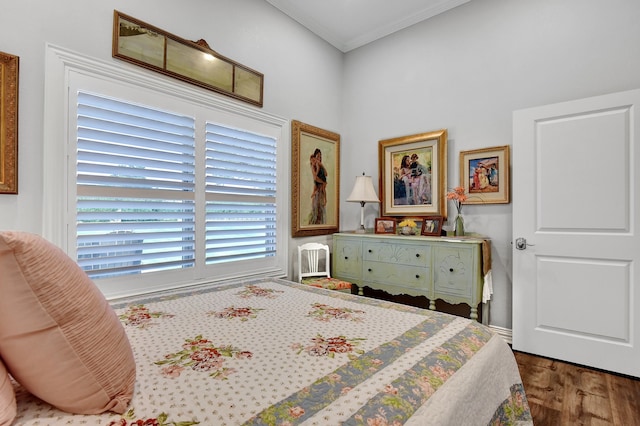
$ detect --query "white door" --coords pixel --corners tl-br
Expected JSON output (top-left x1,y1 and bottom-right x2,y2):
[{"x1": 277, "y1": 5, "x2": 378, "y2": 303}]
[{"x1": 512, "y1": 89, "x2": 640, "y2": 377}]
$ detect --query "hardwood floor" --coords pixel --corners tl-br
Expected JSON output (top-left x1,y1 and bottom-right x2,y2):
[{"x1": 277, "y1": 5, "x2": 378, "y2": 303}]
[{"x1": 514, "y1": 351, "x2": 640, "y2": 425}]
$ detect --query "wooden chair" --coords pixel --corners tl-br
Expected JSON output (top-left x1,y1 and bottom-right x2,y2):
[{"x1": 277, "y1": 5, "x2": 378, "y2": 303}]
[{"x1": 297, "y1": 242, "x2": 352, "y2": 292}]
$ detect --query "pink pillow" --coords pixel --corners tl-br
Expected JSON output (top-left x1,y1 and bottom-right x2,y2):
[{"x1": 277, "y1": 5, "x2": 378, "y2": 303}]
[
  {"x1": 0, "y1": 231, "x2": 135, "y2": 414},
  {"x1": 0, "y1": 358, "x2": 16, "y2": 426}
]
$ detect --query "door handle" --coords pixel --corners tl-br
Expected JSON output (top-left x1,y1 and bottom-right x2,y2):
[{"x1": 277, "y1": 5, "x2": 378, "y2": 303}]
[{"x1": 514, "y1": 237, "x2": 534, "y2": 250}]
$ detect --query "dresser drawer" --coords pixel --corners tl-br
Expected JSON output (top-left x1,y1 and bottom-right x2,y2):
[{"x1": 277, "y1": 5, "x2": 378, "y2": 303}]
[
  {"x1": 333, "y1": 238, "x2": 362, "y2": 279},
  {"x1": 363, "y1": 260, "x2": 430, "y2": 289},
  {"x1": 433, "y1": 246, "x2": 475, "y2": 299},
  {"x1": 362, "y1": 241, "x2": 430, "y2": 267}
]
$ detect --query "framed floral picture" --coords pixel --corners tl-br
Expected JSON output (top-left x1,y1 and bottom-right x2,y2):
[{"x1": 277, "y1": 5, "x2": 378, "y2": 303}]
[
  {"x1": 397, "y1": 217, "x2": 423, "y2": 236},
  {"x1": 291, "y1": 120, "x2": 340, "y2": 237},
  {"x1": 459, "y1": 145, "x2": 510, "y2": 204},
  {"x1": 378, "y1": 129, "x2": 448, "y2": 218}
]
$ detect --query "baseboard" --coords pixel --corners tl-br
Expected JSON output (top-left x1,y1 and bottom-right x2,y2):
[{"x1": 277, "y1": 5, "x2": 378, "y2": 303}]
[{"x1": 489, "y1": 325, "x2": 512, "y2": 345}]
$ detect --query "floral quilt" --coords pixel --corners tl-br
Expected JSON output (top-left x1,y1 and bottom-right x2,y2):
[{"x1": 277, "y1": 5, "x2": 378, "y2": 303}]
[{"x1": 11, "y1": 278, "x2": 532, "y2": 425}]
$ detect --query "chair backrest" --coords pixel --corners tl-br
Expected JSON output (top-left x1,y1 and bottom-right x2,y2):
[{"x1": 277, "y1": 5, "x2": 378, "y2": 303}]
[{"x1": 297, "y1": 242, "x2": 332, "y2": 282}]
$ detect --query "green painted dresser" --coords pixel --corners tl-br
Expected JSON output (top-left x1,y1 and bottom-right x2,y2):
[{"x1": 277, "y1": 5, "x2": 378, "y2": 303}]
[{"x1": 332, "y1": 232, "x2": 488, "y2": 322}]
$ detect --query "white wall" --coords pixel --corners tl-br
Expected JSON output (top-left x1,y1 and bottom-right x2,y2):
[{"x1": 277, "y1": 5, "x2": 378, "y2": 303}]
[
  {"x1": 4, "y1": 0, "x2": 640, "y2": 330},
  {"x1": 0, "y1": 0, "x2": 343, "y2": 233},
  {"x1": 340, "y1": 0, "x2": 640, "y2": 328}
]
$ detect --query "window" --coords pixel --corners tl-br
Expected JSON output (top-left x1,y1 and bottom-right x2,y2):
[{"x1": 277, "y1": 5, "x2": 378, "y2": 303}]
[
  {"x1": 43, "y1": 45, "x2": 287, "y2": 298},
  {"x1": 204, "y1": 123, "x2": 277, "y2": 265},
  {"x1": 76, "y1": 92, "x2": 197, "y2": 279}
]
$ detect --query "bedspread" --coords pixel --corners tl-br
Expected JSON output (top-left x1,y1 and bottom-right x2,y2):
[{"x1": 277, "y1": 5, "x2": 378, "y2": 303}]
[{"x1": 11, "y1": 278, "x2": 532, "y2": 425}]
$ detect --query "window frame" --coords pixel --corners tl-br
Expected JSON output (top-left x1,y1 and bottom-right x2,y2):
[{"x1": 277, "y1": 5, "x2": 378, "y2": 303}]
[{"x1": 43, "y1": 44, "x2": 288, "y2": 299}]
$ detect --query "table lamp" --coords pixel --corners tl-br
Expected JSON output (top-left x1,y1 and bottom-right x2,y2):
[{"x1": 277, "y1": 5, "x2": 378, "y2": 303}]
[{"x1": 346, "y1": 173, "x2": 380, "y2": 233}]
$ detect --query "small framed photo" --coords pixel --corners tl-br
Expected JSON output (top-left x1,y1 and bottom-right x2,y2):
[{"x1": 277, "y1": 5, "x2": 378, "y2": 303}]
[
  {"x1": 421, "y1": 216, "x2": 443, "y2": 236},
  {"x1": 459, "y1": 145, "x2": 510, "y2": 204},
  {"x1": 375, "y1": 217, "x2": 397, "y2": 234},
  {"x1": 397, "y1": 217, "x2": 423, "y2": 235}
]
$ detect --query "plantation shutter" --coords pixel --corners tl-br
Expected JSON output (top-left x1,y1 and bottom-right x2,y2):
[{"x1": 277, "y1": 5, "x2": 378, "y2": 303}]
[
  {"x1": 205, "y1": 123, "x2": 277, "y2": 264},
  {"x1": 76, "y1": 92, "x2": 196, "y2": 278}
]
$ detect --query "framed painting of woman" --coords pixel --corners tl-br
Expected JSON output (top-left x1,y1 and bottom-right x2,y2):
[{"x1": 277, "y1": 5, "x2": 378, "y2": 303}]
[
  {"x1": 378, "y1": 129, "x2": 448, "y2": 218},
  {"x1": 291, "y1": 120, "x2": 340, "y2": 237}
]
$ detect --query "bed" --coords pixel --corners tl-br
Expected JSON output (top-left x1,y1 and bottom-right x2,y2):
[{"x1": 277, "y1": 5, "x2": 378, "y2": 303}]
[{"x1": 10, "y1": 277, "x2": 532, "y2": 425}]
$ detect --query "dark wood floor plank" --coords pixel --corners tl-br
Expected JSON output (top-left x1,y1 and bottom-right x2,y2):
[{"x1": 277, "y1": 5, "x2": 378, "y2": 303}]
[
  {"x1": 561, "y1": 365, "x2": 614, "y2": 425},
  {"x1": 607, "y1": 373, "x2": 640, "y2": 425},
  {"x1": 515, "y1": 352, "x2": 565, "y2": 411},
  {"x1": 514, "y1": 350, "x2": 640, "y2": 426},
  {"x1": 527, "y1": 402, "x2": 562, "y2": 426}
]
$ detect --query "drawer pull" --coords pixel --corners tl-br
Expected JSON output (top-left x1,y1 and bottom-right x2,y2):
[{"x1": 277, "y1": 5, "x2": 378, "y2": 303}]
[
  {"x1": 449, "y1": 268, "x2": 454, "y2": 272},
  {"x1": 415, "y1": 274, "x2": 420, "y2": 279},
  {"x1": 344, "y1": 256, "x2": 349, "y2": 260},
  {"x1": 368, "y1": 268, "x2": 372, "y2": 272},
  {"x1": 368, "y1": 249, "x2": 372, "y2": 253},
  {"x1": 415, "y1": 253, "x2": 420, "y2": 258}
]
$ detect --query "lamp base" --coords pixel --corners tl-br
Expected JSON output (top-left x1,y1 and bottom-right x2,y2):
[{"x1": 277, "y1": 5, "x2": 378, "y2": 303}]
[{"x1": 354, "y1": 227, "x2": 366, "y2": 234}]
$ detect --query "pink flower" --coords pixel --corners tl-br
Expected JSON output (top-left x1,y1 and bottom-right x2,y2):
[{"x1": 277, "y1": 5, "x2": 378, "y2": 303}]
[
  {"x1": 127, "y1": 312, "x2": 151, "y2": 326},
  {"x1": 446, "y1": 186, "x2": 468, "y2": 214},
  {"x1": 384, "y1": 384, "x2": 398, "y2": 395},
  {"x1": 190, "y1": 347, "x2": 221, "y2": 362},
  {"x1": 183, "y1": 338, "x2": 211, "y2": 349},
  {"x1": 366, "y1": 415, "x2": 389, "y2": 426},
  {"x1": 161, "y1": 364, "x2": 184, "y2": 378},
  {"x1": 288, "y1": 406, "x2": 305, "y2": 418}
]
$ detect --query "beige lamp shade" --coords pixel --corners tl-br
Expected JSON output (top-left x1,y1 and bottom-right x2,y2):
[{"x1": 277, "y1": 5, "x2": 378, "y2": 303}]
[
  {"x1": 347, "y1": 174, "x2": 379, "y2": 232},
  {"x1": 346, "y1": 175, "x2": 379, "y2": 203}
]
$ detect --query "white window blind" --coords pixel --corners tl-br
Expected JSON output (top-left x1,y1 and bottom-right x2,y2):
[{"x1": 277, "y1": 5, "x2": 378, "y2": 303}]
[
  {"x1": 76, "y1": 92, "x2": 197, "y2": 278},
  {"x1": 43, "y1": 46, "x2": 287, "y2": 298},
  {"x1": 205, "y1": 123, "x2": 277, "y2": 264}
]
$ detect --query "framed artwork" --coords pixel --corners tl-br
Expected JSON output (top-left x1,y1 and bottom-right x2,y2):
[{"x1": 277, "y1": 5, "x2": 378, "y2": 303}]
[
  {"x1": 397, "y1": 217, "x2": 423, "y2": 236},
  {"x1": 112, "y1": 10, "x2": 263, "y2": 107},
  {"x1": 291, "y1": 120, "x2": 340, "y2": 237},
  {"x1": 459, "y1": 145, "x2": 510, "y2": 204},
  {"x1": 421, "y1": 216, "x2": 443, "y2": 236},
  {"x1": 0, "y1": 51, "x2": 18, "y2": 194},
  {"x1": 375, "y1": 217, "x2": 397, "y2": 234},
  {"x1": 379, "y1": 129, "x2": 448, "y2": 218}
]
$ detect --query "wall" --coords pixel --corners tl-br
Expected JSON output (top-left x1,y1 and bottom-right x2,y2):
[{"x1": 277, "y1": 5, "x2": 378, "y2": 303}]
[
  {"x1": 0, "y1": 0, "x2": 343, "y2": 233},
  {"x1": 4, "y1": 0, "x2": 640, "y2": 330},
  {"x1": 340, "y1": 0, "x2": 640, "y2": 329}
]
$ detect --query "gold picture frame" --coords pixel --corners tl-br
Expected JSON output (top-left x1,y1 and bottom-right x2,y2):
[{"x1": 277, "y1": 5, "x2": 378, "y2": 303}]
[
  {"x1": 112, "y1": 10, "x2": 263, "y2": 107},
  {"x1": 375, "y1": 217, "x2": 397, "y2": 234},
  {"x1": 379, "y1": 129, "x2": 448, "y2": 218},
  {"x1": 291, "y1": 120, "x2": 340, "y2": 237},
  {"x1": 0, "y1": 51, "x2": 18, "y2": 194},
  {"x1": 459, "y1": 145, "x2": 510, "y2": 204}
]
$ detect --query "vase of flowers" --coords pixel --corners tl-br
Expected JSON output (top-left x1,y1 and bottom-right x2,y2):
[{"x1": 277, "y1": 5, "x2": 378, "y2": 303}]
[
  {"x1": 455, "y1": 215, "x2": 465, "y2": 237},
  {"x1": 447, "y1": 186, "x2": 467, "y2": 236},
  {"x1": 398, "y1": 218, "x2": 417, "y2": 235}
]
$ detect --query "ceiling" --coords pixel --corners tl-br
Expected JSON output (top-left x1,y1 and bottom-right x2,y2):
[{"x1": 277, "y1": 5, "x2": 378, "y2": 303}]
[{"x1": 264, "y1": 0, "x2": 471, "y2": 52}]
